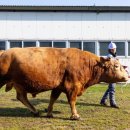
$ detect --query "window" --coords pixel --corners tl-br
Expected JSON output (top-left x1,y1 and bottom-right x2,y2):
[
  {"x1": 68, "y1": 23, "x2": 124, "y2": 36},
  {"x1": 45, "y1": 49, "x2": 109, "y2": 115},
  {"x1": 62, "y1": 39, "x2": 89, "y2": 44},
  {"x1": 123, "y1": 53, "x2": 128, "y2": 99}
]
[
  {"x1": 99, "y1": 41, "x2": 110, "y2": 56},
  {"x1": 100, "y1": 41, "x2": 125, "y2": 56},
  {"x1": 0, "y1": 41, "x2": 5, "y2": 50},
  {"x1": 40, "y1": 41, "x2": 52, "y2": 47},
  {"x1": 53, "y1": 42, "x2": 66, "y2": 48},
  {"x1": 70, "y1": 42, "x2": 81, "y2": 49},
  {"x1": 10, "y1": 41, "x2": 22, "y2": 48},
  {"x1": 83, "y1": 42, "x2": 95, "y2": 53},
  {"x1": 23, "y1": 42, "x2": 36, "y2": 47},
  {"x1": 114, "y1": 42, "x2": 125, "y2": 56}
]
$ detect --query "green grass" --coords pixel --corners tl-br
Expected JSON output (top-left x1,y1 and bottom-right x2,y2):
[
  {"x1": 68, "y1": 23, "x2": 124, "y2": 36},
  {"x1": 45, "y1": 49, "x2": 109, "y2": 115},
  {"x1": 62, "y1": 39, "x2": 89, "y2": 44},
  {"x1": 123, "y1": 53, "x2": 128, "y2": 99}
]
[{"x1": 0, "y1": 84, "x2": 130, "y2": 130}]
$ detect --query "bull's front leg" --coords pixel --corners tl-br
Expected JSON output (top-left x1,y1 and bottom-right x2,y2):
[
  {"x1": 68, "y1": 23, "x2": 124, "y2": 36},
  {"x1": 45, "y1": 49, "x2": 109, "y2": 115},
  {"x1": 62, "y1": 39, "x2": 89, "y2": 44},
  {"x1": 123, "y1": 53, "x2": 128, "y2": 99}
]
[{"x1": 66, "y1": 83, "x2": 81, "y2": 120}]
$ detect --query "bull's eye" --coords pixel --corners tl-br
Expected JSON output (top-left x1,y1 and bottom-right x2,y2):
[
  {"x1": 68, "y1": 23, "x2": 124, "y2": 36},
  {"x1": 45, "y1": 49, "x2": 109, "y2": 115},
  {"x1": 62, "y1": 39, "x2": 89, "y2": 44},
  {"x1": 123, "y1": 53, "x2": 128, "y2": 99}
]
[{"x1": 114, "y1": 65, "x2": 119, "y2": 68}]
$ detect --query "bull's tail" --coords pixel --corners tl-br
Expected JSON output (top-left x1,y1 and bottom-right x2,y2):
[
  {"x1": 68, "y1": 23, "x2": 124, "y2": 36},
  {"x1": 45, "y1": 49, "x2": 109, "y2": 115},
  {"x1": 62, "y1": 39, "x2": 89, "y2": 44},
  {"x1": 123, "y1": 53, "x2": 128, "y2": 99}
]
[
  {"x1": 5, "y1": 82, "x2": 13, "y2": 92},
  {"x1": 0, "y1": 80, "x2": 7, "y2": 89},
  {"x1": 0, "y1": 51, "x2": 12, "y2": 76}
]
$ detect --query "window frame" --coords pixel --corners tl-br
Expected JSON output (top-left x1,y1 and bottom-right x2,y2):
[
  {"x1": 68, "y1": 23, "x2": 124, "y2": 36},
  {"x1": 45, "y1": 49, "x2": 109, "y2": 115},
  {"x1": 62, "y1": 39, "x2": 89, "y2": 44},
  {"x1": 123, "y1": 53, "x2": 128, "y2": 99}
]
[{"x1": 0, "y1": 40, "x2": 129, "y2": 58}]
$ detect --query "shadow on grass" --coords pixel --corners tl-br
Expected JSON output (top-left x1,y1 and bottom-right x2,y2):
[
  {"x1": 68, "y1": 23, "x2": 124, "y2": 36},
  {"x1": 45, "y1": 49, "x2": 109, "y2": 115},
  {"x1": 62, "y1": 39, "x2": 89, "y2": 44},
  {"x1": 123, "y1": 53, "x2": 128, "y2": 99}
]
[
  {"x1": 28, "y1": 98, "x2": 109, "y2": 108},
  {"x1": 0, "y1": 107, "x2": 34, "y2": 117},
  {"x1": 12, "y1": 98, "x2": 104, "y2": 107},
  {"x1": 0, "y1": 98, "x2": 111, "y2": 117},
  {"x1": 0, "y1": 107, "x2": 71, "y2": 120},
  {"x1": 12, "y1": 98, "x2": 111, "y2": 109},
  {"x1": 0, "y1": 107, "x2": 62, "y2": 118}
]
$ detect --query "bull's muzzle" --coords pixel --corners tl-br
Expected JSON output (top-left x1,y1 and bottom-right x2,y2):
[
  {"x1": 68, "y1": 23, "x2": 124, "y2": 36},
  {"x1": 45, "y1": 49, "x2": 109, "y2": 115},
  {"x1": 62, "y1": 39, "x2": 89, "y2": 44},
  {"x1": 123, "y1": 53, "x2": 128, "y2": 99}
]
[{"x1": 122, "y1": 76, "x2": 129, "y2": 82}]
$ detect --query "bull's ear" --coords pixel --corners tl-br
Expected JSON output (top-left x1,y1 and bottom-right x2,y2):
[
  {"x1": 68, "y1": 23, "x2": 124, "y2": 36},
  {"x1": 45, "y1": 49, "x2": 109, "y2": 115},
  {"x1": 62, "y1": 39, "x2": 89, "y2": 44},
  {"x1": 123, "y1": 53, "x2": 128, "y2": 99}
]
[
  {"x1": 99, "y1": 57, "x2": 111, "y2": 67},
  {"x1": 100, "y1": 57, "x2": 111, "y2": 62}
]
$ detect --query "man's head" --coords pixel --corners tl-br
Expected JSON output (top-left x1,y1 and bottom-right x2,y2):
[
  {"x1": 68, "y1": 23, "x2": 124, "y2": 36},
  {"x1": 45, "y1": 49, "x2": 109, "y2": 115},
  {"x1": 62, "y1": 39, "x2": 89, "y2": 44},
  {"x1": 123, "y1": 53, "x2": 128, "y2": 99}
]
[{"x1": 108, "y1": 42, "x2": 117, "y2": 55}]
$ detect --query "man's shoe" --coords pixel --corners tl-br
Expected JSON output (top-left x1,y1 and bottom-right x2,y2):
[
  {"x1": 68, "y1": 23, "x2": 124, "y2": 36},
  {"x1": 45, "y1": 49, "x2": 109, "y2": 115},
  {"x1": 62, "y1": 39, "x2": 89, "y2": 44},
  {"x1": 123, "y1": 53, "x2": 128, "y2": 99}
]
[{"x1": 110, "y1": 104, "x2": 119, "y2": 109}]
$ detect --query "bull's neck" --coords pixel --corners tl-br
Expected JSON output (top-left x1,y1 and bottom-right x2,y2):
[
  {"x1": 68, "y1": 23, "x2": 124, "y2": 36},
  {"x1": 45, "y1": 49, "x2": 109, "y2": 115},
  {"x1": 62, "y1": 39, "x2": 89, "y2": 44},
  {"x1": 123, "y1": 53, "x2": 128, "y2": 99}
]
[{"x1": 86, "y1": 59, "x2": 105, "y2": 87}]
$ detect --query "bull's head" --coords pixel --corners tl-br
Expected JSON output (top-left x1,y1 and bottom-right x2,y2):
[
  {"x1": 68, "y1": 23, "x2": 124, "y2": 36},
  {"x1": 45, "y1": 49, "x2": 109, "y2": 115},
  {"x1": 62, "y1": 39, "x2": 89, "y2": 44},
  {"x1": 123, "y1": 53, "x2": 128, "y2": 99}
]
[{"x1": 100, "y1": 57, "x2": 129, "y2": 83}]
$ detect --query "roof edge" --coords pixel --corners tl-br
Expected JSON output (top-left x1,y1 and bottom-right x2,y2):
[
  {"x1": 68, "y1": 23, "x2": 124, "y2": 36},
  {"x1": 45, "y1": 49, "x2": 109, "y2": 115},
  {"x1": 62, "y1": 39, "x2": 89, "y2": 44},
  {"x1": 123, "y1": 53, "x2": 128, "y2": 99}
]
[{"x1": 0, "y1": 6, "x2": 130, "y2": 12}]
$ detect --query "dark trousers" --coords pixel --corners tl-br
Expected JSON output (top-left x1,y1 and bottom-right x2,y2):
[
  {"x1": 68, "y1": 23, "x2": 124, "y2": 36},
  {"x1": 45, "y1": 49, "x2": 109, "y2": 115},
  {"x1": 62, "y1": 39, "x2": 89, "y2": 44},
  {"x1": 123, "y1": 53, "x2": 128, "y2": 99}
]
[{"x1": 100, "y1": 83, "x2": 116, "y2": 105}]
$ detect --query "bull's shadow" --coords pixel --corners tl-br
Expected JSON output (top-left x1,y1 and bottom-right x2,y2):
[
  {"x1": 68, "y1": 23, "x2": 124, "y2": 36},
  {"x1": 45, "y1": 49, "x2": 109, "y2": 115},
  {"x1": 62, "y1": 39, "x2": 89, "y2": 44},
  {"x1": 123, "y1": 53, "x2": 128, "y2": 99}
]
[
  {"x1": 0, "y1": 107, "x2": 36, "y2": 117},
  {"x1": 0, "y1": 107, "x2": 61, "y2": 117},
  {"x1": 12, "y1": 98, "x2": 102, "y2": 107},
  {"x1": 29, "y1": 98, "x2": 103, "y2": 107},
  {"x1": 0, "y1": 98, "x2": 109, "y2": 117}
]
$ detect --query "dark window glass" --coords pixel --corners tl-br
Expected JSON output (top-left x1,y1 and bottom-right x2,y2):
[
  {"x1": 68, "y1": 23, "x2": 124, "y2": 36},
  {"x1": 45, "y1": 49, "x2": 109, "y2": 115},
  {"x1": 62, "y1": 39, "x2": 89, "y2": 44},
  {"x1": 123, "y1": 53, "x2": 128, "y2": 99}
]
[
  {"x1": 114, "y1": 42, "x2": 125, "y2": 56},
  {"x1": 0, "y1": 41, "x2": 5, "y2": 50},
  {"x1": 10, "y1": 41, "x2": 22, "y2": 48},
  {"x1": 70, "y1": 42, "x2": 81, "y2": 49},
  {"x1": 53, "y1": 42, "x2": 66, "y2": 48},
  {"x1": 24, "y1": 42, "x2": 36, "y2": 47},
  {"x1": 128, "y1": 42, "x2": 130, "y2": 56},
  {"x1": 40, "y1": 41, "x2": 52, "y2": 47},
  {"x1": 99, "y1": 42, "x2": 110, "y2": 56},
  {"x1": 83, "y1": 42, "x2": 95, "y2": 53}
]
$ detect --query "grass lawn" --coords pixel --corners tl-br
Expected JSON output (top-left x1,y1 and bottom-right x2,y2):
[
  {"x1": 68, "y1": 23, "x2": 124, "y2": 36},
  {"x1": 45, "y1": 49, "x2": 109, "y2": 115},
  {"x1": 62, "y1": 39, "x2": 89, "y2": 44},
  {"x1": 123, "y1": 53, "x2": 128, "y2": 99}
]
[{"x1": 0, "y1": 84, "x2": 130, "y2": 130}]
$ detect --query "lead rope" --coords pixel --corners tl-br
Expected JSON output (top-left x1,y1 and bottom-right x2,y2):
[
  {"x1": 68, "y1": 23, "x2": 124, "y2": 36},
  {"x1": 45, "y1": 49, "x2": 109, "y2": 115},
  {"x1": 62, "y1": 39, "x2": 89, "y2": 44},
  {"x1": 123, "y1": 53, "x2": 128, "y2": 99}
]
[
  {"x1": 120, "y1": 67, "x2": 130, "y2": 93},
  {"x1": 120, "y1": 81, "x2": 128, "y2": 93}
]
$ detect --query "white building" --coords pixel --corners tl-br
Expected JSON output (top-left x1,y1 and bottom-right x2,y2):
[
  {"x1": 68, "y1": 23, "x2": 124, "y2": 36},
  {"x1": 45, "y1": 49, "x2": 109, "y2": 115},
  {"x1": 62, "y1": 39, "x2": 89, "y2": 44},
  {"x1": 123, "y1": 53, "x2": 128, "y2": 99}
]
[{"x1": 0, "y1": 0, "x2": 130, "y2": 66}]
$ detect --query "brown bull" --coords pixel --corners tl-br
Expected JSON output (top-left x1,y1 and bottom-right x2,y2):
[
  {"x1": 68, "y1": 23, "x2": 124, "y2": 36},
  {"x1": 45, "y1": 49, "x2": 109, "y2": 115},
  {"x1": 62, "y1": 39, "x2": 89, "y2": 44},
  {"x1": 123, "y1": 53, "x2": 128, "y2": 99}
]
[{"x1": 0, "y1": 47, "x2": 128, "y2": 120}]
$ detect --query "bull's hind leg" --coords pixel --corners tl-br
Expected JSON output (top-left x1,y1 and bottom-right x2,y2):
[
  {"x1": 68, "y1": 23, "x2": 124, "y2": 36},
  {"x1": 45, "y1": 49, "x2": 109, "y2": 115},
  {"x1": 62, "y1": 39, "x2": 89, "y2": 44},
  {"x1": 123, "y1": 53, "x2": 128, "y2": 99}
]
[
  {"x1": 16, "y1": 91, "x2": 39, "y2": 116},
  {"x1": 47, "y1": 89, "x2": 61, "y2": 118},
  {"x1": 14, "y1": 84, "x2": 39, "y2": 116}
]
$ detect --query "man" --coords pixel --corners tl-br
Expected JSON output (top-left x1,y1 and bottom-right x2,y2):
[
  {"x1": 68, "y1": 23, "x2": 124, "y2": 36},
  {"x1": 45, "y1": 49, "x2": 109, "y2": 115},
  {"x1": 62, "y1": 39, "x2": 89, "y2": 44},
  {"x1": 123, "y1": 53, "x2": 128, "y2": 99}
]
[{"x1": 100, "y1": 42, "x2": 119, "y2": 108}]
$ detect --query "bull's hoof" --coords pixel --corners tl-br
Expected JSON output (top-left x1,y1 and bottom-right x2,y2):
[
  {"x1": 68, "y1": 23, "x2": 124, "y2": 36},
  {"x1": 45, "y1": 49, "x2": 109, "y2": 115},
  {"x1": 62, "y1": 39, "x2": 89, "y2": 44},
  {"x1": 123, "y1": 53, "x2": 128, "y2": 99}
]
[
  {"x1": 46, "y1": 113, "x2": 53, "y2": 118},
  {"x1": 70, "y1": 114, "x2": 80, "y2": 120},
  {"x1": 31, "y1": 111, "x2": 40, "y2": 117}
]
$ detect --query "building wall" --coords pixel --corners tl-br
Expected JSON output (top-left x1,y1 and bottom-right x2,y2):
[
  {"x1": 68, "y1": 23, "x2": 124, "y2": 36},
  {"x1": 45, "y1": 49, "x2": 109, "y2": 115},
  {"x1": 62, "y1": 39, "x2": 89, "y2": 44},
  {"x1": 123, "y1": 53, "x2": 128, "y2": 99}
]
[
  {"x1": 0, "y1": 12, "x2": 130, "y2": 40},
  {"x1": 0, "y1": 11, "x2": 130, "y2": 69}
]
